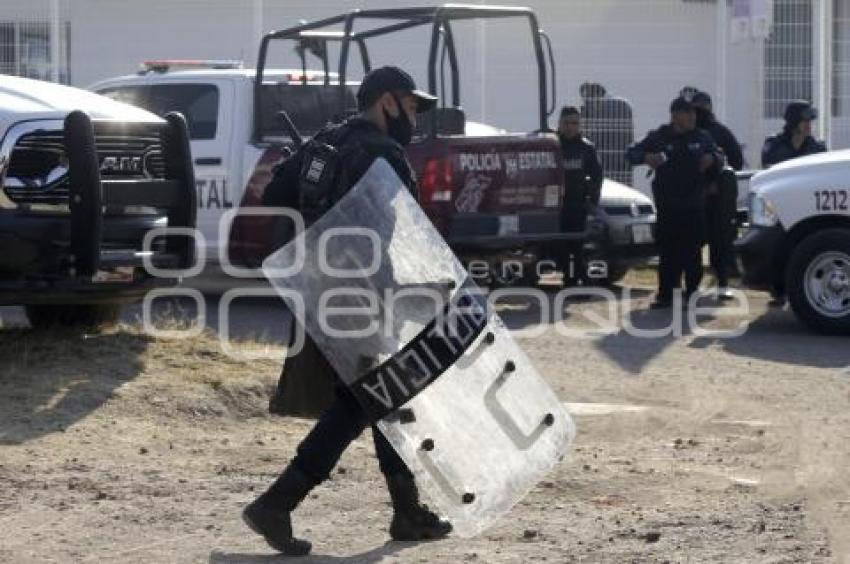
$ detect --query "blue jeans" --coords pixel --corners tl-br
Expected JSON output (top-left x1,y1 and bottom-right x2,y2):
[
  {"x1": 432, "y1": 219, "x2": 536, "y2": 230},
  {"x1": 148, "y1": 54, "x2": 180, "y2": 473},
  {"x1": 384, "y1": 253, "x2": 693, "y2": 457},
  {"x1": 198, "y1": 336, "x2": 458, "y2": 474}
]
[{"x1": 291, "y1": 383, "x2": 410, "y2": 484}]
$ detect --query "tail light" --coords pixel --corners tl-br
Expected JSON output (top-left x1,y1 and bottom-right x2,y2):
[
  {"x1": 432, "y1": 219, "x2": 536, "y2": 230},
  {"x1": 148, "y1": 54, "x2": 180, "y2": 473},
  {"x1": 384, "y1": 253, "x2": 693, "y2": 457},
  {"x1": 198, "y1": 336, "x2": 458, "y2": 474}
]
[{"x1": 419, "y1": 157, "x2": 453, "y2": 204}]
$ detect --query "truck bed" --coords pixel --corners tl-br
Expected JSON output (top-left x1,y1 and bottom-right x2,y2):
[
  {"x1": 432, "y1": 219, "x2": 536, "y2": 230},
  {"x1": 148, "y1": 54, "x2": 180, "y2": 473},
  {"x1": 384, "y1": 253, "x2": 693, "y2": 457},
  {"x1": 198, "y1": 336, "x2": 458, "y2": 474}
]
[{"x1": 407, "y1": 132, "x2": 582, "y2": 250}]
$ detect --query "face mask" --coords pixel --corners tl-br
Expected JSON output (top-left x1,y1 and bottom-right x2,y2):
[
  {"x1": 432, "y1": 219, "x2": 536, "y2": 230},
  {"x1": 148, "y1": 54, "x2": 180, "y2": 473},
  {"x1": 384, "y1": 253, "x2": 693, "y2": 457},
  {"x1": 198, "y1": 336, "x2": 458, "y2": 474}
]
[{"x1": 382, "y1": 93, "x2": 413, "y2": 146}]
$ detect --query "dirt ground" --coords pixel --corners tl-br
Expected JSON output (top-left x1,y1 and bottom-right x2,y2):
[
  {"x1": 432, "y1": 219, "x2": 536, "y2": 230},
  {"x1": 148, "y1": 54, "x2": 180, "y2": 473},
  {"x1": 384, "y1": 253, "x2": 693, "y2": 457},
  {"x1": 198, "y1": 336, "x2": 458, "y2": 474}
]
[{"x1": 1, "y1": 280, "x2": 849, "y2": 563}]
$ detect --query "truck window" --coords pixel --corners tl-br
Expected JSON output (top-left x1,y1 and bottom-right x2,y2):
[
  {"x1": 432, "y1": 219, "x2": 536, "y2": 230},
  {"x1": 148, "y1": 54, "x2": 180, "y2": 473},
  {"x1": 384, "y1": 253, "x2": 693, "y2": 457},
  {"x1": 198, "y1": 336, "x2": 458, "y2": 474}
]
[
  {"x1": 99, "y1": 84, "x2": 220, "y2": 140},
  {"x1": 259, "y1": 84, "x2": 357, "y2": 139}
]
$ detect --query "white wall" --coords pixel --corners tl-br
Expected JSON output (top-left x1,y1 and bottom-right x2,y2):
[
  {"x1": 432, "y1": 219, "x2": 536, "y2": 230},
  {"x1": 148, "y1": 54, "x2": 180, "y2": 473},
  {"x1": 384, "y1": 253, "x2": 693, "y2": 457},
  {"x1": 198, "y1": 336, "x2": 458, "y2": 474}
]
[
  {"x1": 47, "y1": 0, "x2": 720, "y2": 135},
  {"x1": 3, "y1": 0, "x2": 774, "y2": 178}
]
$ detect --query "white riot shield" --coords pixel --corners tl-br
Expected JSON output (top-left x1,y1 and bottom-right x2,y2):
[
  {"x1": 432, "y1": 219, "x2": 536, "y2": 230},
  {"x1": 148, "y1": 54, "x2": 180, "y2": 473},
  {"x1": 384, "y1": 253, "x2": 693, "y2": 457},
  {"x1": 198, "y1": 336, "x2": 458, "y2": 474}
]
[{"x1": 263, "y1": 158, "x2": 574, "y2": 537}]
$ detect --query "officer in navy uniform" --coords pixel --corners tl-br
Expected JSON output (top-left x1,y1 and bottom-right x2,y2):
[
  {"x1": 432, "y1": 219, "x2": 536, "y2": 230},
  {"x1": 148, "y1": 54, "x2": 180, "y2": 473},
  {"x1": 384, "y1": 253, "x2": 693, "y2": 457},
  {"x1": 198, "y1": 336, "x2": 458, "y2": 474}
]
[
  {"x1": 247, "y1": 66, "x2": 451, "y2": 556},
  {"x1": 627, "y1": 97, "x2": 723, "y2": 308},
  {"x1": 691, "y1": 91, "x2": 743, "y2": 300},
  {"x1": 762, "y1": 100, "x2": 827, "y2": 168},
  {"x1": 557, "y1": 106, "x2": 603, "y2": 283}
]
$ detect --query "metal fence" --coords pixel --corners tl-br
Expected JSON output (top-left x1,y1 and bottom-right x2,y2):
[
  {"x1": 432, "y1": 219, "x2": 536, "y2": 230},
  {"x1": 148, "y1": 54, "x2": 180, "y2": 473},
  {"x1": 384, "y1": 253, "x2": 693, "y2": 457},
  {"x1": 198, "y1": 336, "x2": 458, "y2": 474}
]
[{"x1": 0, "y1": 0, "x2": 70, "y2": 84}]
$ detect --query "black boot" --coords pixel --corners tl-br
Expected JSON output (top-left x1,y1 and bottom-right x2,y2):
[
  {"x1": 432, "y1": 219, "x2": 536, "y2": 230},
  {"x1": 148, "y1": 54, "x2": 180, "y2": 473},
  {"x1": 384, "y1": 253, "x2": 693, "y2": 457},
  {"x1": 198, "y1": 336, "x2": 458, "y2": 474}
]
[
  {"x1": 385, "y1": 473, "x2": 452, "y2": 541},
  {"x1": 243, "y1": 465, "x2": 314, "y2": 556}
]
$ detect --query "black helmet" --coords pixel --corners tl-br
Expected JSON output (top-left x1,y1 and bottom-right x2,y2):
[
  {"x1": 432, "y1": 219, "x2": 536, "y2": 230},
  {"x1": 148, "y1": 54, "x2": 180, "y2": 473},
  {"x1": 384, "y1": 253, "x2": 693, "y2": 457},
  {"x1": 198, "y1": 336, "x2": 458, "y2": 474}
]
[
  {"x1": 691, "y1": 91, "x2": 712, "y2": 110},
  {"x1": 783, "y1": 100, "x2": 817, "y2": 126},
  {"x1": 669, "y1": 96, "x2": 694, "y2": 114}
]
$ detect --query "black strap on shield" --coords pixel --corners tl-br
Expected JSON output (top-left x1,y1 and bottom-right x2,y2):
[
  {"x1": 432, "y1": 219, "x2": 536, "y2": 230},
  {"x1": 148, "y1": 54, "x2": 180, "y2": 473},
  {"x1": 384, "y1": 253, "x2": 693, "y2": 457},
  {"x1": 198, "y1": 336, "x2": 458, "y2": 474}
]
[{"x1": 350, "y1": 278, "x2": 489, "y2": 422}]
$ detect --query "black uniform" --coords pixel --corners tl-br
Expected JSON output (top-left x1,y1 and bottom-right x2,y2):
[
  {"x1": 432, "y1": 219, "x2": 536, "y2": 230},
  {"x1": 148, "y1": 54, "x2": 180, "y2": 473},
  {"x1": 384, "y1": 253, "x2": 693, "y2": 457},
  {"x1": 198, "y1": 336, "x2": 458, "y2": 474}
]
[
  {"x1": 698, "y1": 111, "x2": 743, "y2": 171},
  {"x1": 761, "y1": 133, "x2": 826, "y2": 168},
  {"x1": 557, "y1": 134, "x2": 603, "y2": 283},
  {"x1": 628, "y1": 125, "x2": 721, "y2": 300},
  {"x1": 558, "y1": 134, "x2": 603, "y2": 228},
  {"x1": 263, "y1": 116, "x2": 416, "y2": 485},
  {"x1": 697, "y1": 110, "x2": 743, "y2": 288},
  {"x1": 264, "y1": 116, "x2": 416, "y2": 214},
  {"x1": 553, "y1": 135, "x2": 603, "y2": 283},
  {"x1": 245, "y1": 66, "x2": 449, "y2": 557}
]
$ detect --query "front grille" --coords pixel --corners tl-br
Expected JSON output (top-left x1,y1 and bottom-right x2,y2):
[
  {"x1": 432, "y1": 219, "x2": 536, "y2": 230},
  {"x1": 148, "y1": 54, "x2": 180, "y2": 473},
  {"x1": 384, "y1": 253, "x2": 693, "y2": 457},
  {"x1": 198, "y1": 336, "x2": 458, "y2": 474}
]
[{"x1": 3, "y1": 123, "x2": 166, "y2": 206}]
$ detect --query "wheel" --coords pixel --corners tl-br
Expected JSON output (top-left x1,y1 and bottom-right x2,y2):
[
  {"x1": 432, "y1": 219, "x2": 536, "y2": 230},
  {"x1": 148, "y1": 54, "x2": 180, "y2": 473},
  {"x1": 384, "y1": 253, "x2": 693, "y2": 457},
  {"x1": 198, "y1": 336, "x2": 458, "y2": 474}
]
[
  {"x1": 25, "y1": 304, "x2": 122, "y2": 330},
  {"x1": 785, "y1": 228, "x2": 850, "y2": 335}
]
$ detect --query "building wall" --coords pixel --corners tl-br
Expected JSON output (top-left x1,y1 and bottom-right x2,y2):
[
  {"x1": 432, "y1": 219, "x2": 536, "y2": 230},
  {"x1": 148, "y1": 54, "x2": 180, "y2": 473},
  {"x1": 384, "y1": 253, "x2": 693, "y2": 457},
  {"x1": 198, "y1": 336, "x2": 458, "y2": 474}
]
[
  {"x1": 52, "y1": 0, "x2": 719, "y2": 138},
  {"x1": 4, "y1": 0, "x2": 830, "y2": 179}
]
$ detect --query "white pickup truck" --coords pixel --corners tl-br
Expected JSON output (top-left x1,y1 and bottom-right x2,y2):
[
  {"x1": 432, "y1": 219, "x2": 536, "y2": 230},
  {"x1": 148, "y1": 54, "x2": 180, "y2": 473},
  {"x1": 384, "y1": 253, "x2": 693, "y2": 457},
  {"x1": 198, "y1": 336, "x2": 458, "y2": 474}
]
[
  {"x1": 735, "y1": 150, "x2": 850, "y2": 334},
  {"x1": 89, "y1": 63, "x2": 577, "y2": 287},
  {"x1": 0, "y1": 75, "x2": 196, "y2": 327}
]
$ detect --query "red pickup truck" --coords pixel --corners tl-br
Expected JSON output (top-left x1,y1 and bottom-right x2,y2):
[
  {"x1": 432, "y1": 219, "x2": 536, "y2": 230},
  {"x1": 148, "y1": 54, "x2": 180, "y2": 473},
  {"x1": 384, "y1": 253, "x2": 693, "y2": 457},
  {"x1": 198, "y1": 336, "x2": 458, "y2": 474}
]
[{"x1": 228, "y1": 6, "x2": 580, "y2": 284}]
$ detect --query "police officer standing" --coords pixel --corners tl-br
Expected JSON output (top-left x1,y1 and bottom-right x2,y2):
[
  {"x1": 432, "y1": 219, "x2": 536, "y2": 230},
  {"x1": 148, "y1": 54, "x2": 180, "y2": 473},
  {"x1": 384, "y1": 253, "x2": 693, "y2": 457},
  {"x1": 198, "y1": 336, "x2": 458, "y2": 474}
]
[
  {"x1": 627, "y1": 97, "x2": 723, "y2": 308},
  {"x1": 762, "y1": 100, "x2": 827, "y2": 167},
  {"x1": 557, "y1": 106, "x2": 603, "y2": 283},
  {"x1": 248, "y1": 66, "x2": 451, "y2": 556},
  {"x1": 692, "y1": 91, "x2": 743, "y2": 300}
]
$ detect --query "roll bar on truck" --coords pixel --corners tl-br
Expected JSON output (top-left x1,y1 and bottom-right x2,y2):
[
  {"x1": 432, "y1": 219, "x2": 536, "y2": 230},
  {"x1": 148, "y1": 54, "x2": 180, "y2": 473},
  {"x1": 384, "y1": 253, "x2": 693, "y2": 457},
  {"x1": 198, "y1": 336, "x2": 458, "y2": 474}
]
[{"x1": 252, "y1": 4, "x2": 558, "y2": 142}]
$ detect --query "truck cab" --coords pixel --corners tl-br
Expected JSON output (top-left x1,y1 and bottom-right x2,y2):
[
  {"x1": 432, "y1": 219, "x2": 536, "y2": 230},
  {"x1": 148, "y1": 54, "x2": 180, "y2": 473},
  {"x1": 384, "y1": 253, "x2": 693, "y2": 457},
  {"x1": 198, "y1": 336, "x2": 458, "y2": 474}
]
[{"x1": 735, "y1": 150, "x2": 850, "y2": 334}]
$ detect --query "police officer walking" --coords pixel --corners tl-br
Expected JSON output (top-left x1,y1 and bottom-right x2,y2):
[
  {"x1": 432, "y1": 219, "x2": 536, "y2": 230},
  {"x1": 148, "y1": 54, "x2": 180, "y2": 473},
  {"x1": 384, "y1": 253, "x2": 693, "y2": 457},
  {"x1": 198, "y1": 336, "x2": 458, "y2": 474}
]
[
  {"x1": 762, "y1": 100, "x2": 827, "y2": 168},
  {"x1": 557, "y1": 106, "x2": 603, "y2": 283},
  {"x1": 247, "y1": 66, "x2": 451, "y2": 556},
  {"x1": 627, "y1": 97, "x2": 723, "y2": 308},
  {"x1": 692, "y1": 91, "x2": 743, "y2": 300}
]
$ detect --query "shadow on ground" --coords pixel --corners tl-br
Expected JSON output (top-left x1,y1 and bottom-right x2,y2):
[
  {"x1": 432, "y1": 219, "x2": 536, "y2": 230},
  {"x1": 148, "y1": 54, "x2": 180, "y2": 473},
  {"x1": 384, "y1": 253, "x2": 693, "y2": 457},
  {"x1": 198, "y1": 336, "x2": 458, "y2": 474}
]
[
  {"x1": 690, "y1": 304, "x2": 850, "y2": 370},
  {"x1": 492, "y1": 283, "x2": 653, "y2": 333},
  {"x1": 209, "y1": 541, "x2": 417, "y2": 563},
  {"x1": 0, "y1": 326, "x2": 150, "y2": 444}
]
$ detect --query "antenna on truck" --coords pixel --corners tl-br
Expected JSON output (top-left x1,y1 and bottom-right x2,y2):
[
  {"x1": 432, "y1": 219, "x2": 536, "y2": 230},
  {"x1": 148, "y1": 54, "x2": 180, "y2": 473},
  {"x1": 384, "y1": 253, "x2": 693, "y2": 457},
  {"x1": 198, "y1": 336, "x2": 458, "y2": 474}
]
[{"x1": 277, "y1": 111, "x2": 303, "y2": 149}]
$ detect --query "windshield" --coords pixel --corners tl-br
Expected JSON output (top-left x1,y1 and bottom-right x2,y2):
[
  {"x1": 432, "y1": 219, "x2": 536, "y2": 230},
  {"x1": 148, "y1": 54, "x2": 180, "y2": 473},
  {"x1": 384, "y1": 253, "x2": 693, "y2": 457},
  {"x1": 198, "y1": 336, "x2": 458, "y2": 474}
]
[
  {"x1": 98, "y1": 83, "x2": 219, "y2": 140},
  {"x1": 258, "y1": 83, "x2": 358, "y2": 139}
]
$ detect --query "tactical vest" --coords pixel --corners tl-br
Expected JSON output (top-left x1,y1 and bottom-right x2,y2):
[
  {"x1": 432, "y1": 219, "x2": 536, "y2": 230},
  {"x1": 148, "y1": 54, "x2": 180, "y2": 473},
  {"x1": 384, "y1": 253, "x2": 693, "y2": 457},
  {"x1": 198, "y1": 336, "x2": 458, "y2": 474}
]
[{"x1": 297, "y1": 123, "x2": 396, "y2": 226}]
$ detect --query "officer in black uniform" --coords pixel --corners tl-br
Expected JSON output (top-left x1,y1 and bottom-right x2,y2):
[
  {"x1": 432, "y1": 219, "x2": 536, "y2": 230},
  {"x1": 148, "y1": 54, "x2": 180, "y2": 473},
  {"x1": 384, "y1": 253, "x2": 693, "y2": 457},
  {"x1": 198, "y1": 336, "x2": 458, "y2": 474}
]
[
  {"x1": 692, "y1": 91, "x2": 743, "y2": 300},
  {"x1": 557, "y1": 106, "x2": 603, "y2": 283},
  {"x1": 762, "y1": 100, "x2": 827, "y2": 168},
  {"x1": 691, "y1": 91, "x2": 742, "y2": 171},
  {"x1": 245, "y1": 66, "x2": 451, "y2": 556},
  {"x1": 627, "y1": 97, "x2": 723, "y2": 308}
]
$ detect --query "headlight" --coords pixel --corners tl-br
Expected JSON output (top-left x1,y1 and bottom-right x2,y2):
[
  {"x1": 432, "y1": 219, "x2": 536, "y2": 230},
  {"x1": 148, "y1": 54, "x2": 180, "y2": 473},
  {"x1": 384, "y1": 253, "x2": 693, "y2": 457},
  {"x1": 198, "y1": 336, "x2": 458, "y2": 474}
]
[{"x1": 749, "y1": 193, "x2": 779, "y2": 227}]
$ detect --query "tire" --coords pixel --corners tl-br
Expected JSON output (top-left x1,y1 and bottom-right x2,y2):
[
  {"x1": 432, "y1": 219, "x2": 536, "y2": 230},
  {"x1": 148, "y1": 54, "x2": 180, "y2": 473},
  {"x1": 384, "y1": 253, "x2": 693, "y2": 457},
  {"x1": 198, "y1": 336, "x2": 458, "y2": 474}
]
[
  {"x1": 785, "y1": 228, "x2": 850, "y2": 335},
  {"x1": 25, "y1": 304, "x2": 122, "y2": 330}
]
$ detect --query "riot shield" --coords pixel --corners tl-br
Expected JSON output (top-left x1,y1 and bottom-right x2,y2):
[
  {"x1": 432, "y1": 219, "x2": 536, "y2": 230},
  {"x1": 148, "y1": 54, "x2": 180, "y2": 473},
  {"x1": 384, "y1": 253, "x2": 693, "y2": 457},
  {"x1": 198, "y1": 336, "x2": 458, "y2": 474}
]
[{"x1": 263, "y1": 158, "x2": 575, "y2": 537}]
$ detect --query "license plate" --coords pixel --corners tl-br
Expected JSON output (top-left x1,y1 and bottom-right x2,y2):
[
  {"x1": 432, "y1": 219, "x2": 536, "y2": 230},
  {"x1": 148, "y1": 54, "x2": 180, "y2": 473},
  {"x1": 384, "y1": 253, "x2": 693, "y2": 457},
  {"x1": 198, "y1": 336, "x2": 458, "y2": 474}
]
[
  {"x1": 498, "y1": 215, "x2": 520, "y2": 236},
  {"x1": 92, "y1": 266, "x2": 135, "y2": 283},
  {"x1": 631, "y1": 223, "x2": 654, "y2": 244}
]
